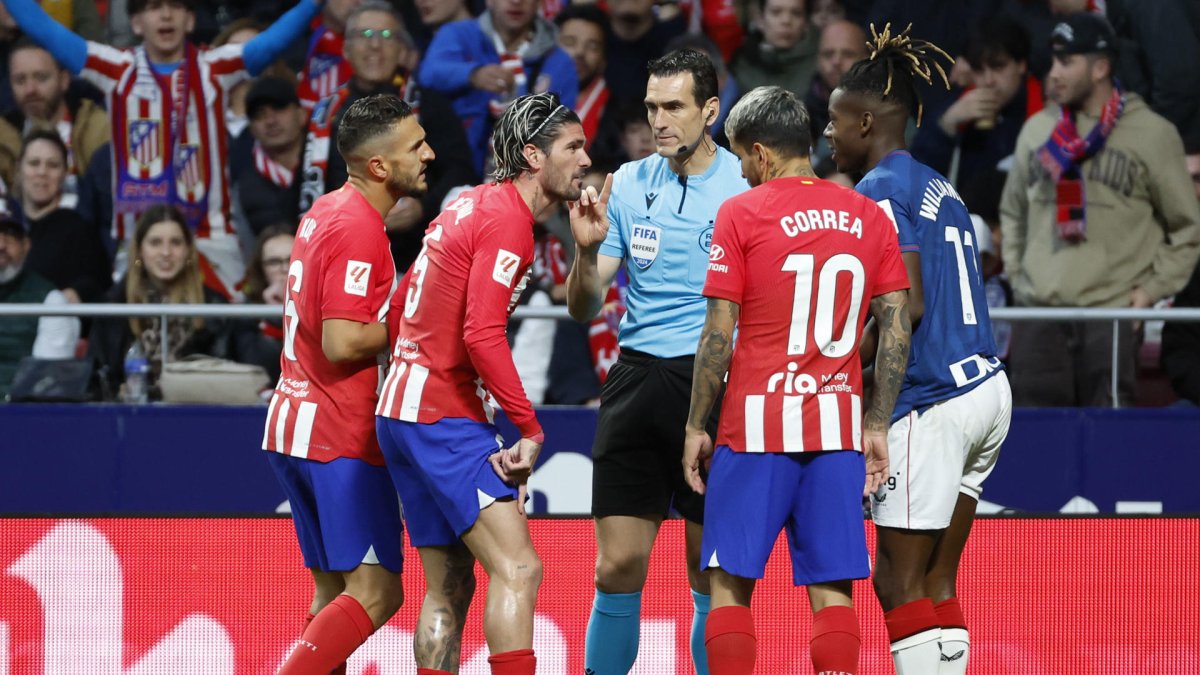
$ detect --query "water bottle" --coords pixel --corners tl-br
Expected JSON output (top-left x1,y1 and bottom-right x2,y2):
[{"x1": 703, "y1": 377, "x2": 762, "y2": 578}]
[{"x1": 123, "y1": 342, "x2": 150, "y2": 404}]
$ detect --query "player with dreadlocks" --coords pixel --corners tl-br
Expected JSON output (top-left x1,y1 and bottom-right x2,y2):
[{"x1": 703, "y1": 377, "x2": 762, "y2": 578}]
[
  {"x1": 826, "y1": 24, "x2": 1013, "y2": 675},
  {"x1": 376, "y1": 92, "x2": 596, "y2": 675}
]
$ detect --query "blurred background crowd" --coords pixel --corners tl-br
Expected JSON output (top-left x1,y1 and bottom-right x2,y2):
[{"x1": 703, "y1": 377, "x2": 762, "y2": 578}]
[{"x1": 0, "y1": 0, "x2": 1198, "y2": 408}]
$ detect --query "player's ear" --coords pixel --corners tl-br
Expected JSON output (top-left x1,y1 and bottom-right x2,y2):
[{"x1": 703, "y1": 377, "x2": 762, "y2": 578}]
[
  {"x1": 365, "y1": 155, "x2": 388, "y2": 182},
  {"x1": 860, "y1": 110, "x2": 874, "y2": 137},
  {"x1": 523, "y1": 143, "x2": 543, "y2": 171}
]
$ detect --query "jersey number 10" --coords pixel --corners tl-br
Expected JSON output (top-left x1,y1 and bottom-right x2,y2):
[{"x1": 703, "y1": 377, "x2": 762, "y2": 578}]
[{"x1": 782, "y1": 253, "x2": 865, "y2": 359}]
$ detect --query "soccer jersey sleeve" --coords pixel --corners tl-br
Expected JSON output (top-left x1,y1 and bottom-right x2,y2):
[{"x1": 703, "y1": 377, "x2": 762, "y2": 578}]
[
  {"x1": 870, "y1": 207, "x2": 912, "y2": 298},
  {"x1": 318, "y1": 223, "x2": 394, "y2": 325},
  {"x1": 463, "y1": 218, "x2": 541, "y2": 438},
  {"x1": 702, "y1": 199, "x2": 746, "y2": 304},
  {"x1": 874, "y1": 195, "x2": 919, "y2": 253}
]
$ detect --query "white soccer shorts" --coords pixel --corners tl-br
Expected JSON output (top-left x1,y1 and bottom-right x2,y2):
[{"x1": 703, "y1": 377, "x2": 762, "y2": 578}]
[{"x1": 870, "y1": 371, "x2": 1012, "y2": 530}]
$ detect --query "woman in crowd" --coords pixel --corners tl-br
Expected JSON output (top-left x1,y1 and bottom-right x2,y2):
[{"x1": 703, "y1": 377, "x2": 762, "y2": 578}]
[
  {"x1": 88, "y1": 205, "x2": 235, "y2": 399},
  {"x1": 17, "y1": 129, "x2": 110, "y2": 304}
]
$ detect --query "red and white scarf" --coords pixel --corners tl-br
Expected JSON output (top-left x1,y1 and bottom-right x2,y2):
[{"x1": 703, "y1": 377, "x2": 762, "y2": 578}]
[
  {"x1": 252, "y1": 141, "x2": 295, "y2": 188},
  {"x1": 576, "y1": 78, "x2": 609, "y2": 150}
]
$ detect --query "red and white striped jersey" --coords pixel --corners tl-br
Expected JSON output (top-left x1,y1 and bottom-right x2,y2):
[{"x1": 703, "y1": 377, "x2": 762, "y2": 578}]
[
  {"x1": 376, "y1": 182, "x2": 542, "y2": 438},
  {"x1": 81, "y1": 43, "x2": 247, "y2": 245},
  {"x1": 705, "y1": 177, "x2": 909, "y2": 454},
  {"x1": 262, "y1": 186, "x2": 398, "y2": 465}
]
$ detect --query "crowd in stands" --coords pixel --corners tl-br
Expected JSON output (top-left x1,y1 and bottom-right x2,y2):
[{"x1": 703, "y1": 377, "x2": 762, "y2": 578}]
[{"x1": 0, "y1": 0, "x2": 1198, "y2": 407}]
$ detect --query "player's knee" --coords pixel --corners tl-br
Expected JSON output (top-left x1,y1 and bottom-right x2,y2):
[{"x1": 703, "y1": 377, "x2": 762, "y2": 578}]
[
  {"x1": 494, "y1": 553, "x2": 543, "y2": 595},
  {"x1": 872, "y1": 571, "x2": 921, "y2": 609},
  {"x1": 594, "y1": 549, "x2": 651, "y2": 593}
]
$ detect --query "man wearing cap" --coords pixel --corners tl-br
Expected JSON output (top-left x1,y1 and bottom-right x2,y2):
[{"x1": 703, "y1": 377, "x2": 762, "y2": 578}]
[
  {"x1": 1000, "y1": 12, "x2": 1200, "y2": 406},
  {"x1": 0, "y1": 211, "x2": 80, "y2": 398},
  {"x1": 298, "y1": 0, "x2": 476, "y2": 272},
  {"x1": 233, "y1": 76, "x2": 308, "y2": 238}
]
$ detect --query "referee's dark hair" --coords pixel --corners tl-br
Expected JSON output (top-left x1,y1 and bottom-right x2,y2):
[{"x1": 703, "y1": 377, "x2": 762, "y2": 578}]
[
  {"x1": 724, "y1": 86, "x2": 813, "y2": 159},
  {"x1": 647, "y1": 49, "x2": 719, "y2": 107},
  {"x1": 336, "y1": 94, "x2": 415, "y2": 162}
]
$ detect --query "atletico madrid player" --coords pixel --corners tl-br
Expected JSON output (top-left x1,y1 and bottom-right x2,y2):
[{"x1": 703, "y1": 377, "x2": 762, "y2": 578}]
[
  {"x1": 683, "y1": 85, "x2": 912, "y2": 675},
  {"x1": 375, "y1": 92, "x2": 595, "y2": 675},
  {"x1": 263, "y1": 94, "x2": 435, "y2": 674}
]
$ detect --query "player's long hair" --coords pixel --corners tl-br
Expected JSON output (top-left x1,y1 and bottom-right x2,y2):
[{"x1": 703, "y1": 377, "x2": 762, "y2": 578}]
[
  {"x1": 491, "y1": 92, "x2": 580, "y2": 183},
  {"x1": 838, "y1": 23, "x2": 953, "y2": 127}
]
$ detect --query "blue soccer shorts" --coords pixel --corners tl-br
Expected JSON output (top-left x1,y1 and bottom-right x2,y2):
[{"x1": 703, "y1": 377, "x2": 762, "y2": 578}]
[
  {"x1": 376, "y1": 416, "x2": 520, "y2": 547},
  {"x1": 700, "y1": 446, "x2": 870, "y2": 586},
  {"x1": 266, "y1": 452, "x2": 405, "y2": 573}
]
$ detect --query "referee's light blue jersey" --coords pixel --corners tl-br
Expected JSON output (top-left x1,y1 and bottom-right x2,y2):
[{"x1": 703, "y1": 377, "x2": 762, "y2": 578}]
[{"x1": 599, "y1": 147, "x2": 750, "y2": 358}]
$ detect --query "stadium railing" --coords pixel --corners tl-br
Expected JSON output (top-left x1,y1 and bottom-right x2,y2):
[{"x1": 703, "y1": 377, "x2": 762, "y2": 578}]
[{"x1": 3, "y1": 303, "x2": 1200, "y2": 407}]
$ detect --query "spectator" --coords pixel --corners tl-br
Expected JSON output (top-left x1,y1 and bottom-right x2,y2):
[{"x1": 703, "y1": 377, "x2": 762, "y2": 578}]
[
  {"x1": 36, "y1": 0, "x2": 104, "y2": 41},
  {"x1": 730, "y1": 0, "x2": 819, "y2": 100},
  {"x1": 301, "y1": 1, "x2": 477, "y2": 271},
  {"x1": 408, "y1": 0, "x2": 472, "y2": 51},
  {"x1": 17, "y1": 129, "x2": 111, "y2": 304},
  {"x1": 419, "y1": 0, "x2": 578, "y2": 175},
  {"x1": 603, "y1": 0, "x2": 686, "y2": 106},
  {"x1": 211, "y1": 19, "x2": 265, "y2": 140},
  {"x1": 806, "y1": 19, "x2": 866, "y2": 164},
  {"x1": 594, "y1": 98, "x2": 654, "y2": 166},
  {"x1": 296, "y1": 0, "x2": 361, "y2": 108},
  {"x1": 234, "y1": 223, "x2": 291, "y2": 383},
  {"x1": 0, "y1": 39, "x2": 110, "y2": 200},
  {"x1": 233, "y1": 77, "x2": 306, "y2": 239},
  {"x1": 0, "y1": 209, "x2": 80, "y2": 399},
  {"x1": 555, "y1": 4, "x2": 609, "y2": 149},
  {"x1": 88, "y1": 204, "x2": 237, "y2": 400},
  {"x1": 999, "y1": 13, "x2": 1200, "y2": 407},
  {"x1": 5, "y1": 0, "x2": 323, "y2": 300},
  {"x1": 911, "y1": 15, "x2": 1043, "y2": 187},
  {"x1": 1105, "y1": 0, "x2": 1200, "y2": 167}
]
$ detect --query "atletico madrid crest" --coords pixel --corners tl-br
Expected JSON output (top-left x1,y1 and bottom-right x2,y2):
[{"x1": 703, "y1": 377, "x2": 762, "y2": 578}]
[{"x1": 128, "y1": 118, "x2": 165, "y2": 177}]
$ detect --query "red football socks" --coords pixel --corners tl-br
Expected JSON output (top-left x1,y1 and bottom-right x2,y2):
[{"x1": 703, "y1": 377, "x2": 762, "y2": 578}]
[
  {"x1": 934, "y1": 597, "x2": 967, "y2": 631},
  {"x1": 705, "y1": 605, "x2": 757, "y2": 675},
  {"x1": 884, "y1": 598, "x2": 940, "y2": 643},
  {"x1": 488, "y1": 648, "x2": 536, "y2": 675},
  {"x1": 417, "y1": 669, "x2": 455, "y2": 675},
  {"x1": 277, "y1": 595, "x2": 375, "y2": 674},
  {"x1": 810, "y1": 605, "x2": 860, "y2": 675}
]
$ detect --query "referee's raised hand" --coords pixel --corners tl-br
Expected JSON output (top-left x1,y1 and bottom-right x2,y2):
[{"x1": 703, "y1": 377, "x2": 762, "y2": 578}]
[{"x1": 567, "y1": 172, "x2": 613, "y2": 250}]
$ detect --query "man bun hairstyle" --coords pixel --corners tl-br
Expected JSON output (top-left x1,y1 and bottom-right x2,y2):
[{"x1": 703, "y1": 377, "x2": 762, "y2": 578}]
[
  {"x1": 838, "y1": 23, "x2": 953, "y2": 127},
  {"x1": 491, "y1": 92, "x2": 580, "y2": 182},
  {"x1": 336, "y1": 94, "x2": 414, "y2": 161}
]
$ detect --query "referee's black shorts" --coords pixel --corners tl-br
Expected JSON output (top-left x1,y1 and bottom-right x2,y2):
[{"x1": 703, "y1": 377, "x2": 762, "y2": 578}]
[{"x1": 591, "y1": 348, "x2": 721, "y2": 524}]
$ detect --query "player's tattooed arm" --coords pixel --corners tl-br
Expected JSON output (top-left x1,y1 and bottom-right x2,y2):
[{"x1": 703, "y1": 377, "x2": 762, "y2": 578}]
[
  {"x1": 687, "y1": 298, "x2": 740, "y2": 430},
  {"x1": 865, "y1": 289, "x2": 912, "y2": 432}
]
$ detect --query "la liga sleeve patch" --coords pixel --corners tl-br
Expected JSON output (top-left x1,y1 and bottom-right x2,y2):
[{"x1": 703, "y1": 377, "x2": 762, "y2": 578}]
[
  {"x1": 492, "y1": 249, "x2": 521, "y2": 287},
  {"x1": 344, "y1": 260, "x2": 372, "y2": 297}
]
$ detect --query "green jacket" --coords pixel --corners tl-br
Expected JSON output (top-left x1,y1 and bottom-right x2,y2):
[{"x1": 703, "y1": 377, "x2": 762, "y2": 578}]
[{"x1": 0, "y1": 269, "x2": 58, "y2": 398}]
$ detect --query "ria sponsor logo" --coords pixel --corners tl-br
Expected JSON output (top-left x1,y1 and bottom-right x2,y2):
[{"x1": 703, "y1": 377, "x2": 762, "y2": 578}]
[{"x1": 766, "y1": 362, "x2": 818, "y2": 394}]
